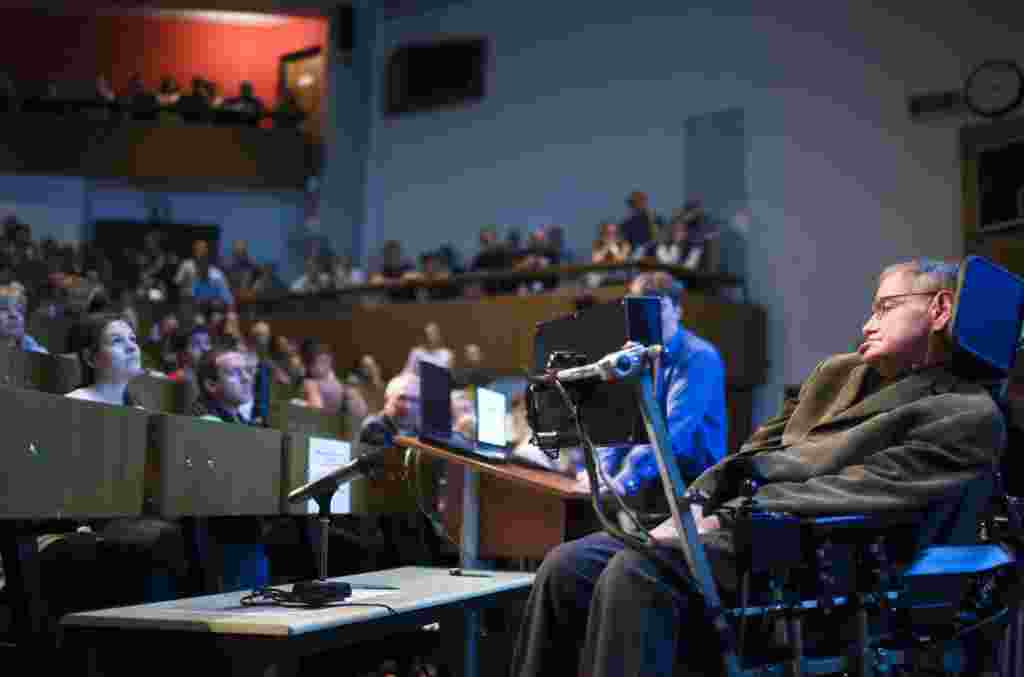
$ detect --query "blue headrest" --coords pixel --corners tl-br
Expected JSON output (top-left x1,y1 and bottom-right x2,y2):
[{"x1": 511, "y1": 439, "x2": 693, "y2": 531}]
[{"x1": 950, "y1": 255, "x2": 1024, "y2": 379}]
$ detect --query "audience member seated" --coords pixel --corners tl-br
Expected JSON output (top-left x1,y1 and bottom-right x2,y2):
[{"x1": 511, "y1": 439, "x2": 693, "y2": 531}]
[
  {"x1": 591, "y1": 221, "x2": 631, "y2": 264},
  {"x1": 167, "y1": 325, "x2": 212, "y2": 386},
  {"x1": 224, "y1": 239, "x2": 258, "y2": 291},
  {"x1": 244, "y1": 320, "x2": 275, "y2": 424},
  {"x1": 510, "y1": 258, "x2": 1005, "y2": 677},
  {"x1": 403, "y1": 322, "x2": 455, "y2": 374},
  {"x1": 300, "y1": 339, "x2": 368, "y2": 418},
  {"x1": 191, "y1": 347, "x2": 256, "y2": 425},
  {"x1": 452, "y1": 343, "x2": 493, "y2": 388},
  {"x1": 370, "y1": 240, "x2": 416, "y2": 301},
  {"x1": 119, "y1": 73, "x2": 158, "y2": 120},
  {"x1": 221, "y1": 81, "x2": 265, "y2": 124},
  {"x1": 407, "y1": 250, "x2": 456, "y2": 301},
  {"x1": 94, "y1": 74, "x2": 116, "y2": 104},
  {"x1": 619, "y1": 189, "x2": 661, "y2": 251},
  {"x1": 0, "y1": 284, "x2": 47, "y2": 353},
  {"x1": 332, "y1": 254, "x2": 367, "y2": 288},
  {"x1": 547, "y1": 224, "x2": 575, "y2": 264},
  {"x1": 290, "y1": 255, "x2": 331, "y2": 294},
  {"x1": 272, "y1": 88, "x2": 305, "y2": 128},
  {"x1": 188, "y1": 347, "x2": 271, "y2": 590},
  {"x1": 270, "y1": 334, "x2": 305, "y2": 387},
  {"x1": 359, "y1": 372, "x2": 421, "y2": 448},
  {"x1": 357, "y1": 354, "x2": 385, "y2": 391},
  {"x1": 370, "y1": 240, "x2": 415, "y2": 283},
  {"x1": 175, "y1": 240, "x2": 233, "y2": 305},
  {"x1": 175, "y1": 76, "x2": 211, "y2": 122},
  {"x1": 635, "y1": 213, "x2": 703, "y2": 270},
  {"x1": 155, "y1": 76, "x2": 181, "y2": 108},
  {"x1": 588, "y1": 221, "x2": 631, "y2": 287},
  {"x1": 65, "y1": 313, "x2": 143, "y2": 405},
  {"x1": 146, "y1": 313, "x2": 180, "y2": 373},
  {"x1": 249, "y1": 262, "x2": 287, "y2": 295}
]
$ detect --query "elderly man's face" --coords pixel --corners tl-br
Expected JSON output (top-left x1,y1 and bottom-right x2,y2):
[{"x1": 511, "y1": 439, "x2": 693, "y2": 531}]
[
  {"x1": 212, "y1": 351, "x2": 253, "y2": 407},
  {"x1": 860, "y1": 272, "x2": 948, "y2": 377}
]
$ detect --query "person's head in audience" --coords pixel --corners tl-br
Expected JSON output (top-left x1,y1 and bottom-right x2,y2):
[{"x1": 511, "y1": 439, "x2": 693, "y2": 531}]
[
  {"x1": 125, "y1": 73, "x2": 146, "y2": 96},
  {"x1": 173, "y1": 325, "x2": 211, "y2": 377},
  {"x1": 231, "y1": 239, "x2": 250, "y2": 262},
  {"x1": 196, "y1": 348, "x2": 253, "y2": 418},
  {"x1": 860, "y1": 259, "x2": 957, "y2": 380},
  {"x1": 359, "y1": 354, "x2": 383, "y2": 386},
  {"x1": 506, "y1": 226, "x2": 522, "y2": 251},
  {"x1": 248, "y1": 321, "x2": 271, "y2": 354},
  {"x1": 464, "y1": 343, "x2": 483, "y2": 367},
  {"x1": 383, "y1": 372, "x2": 420, "y2": 430},
  {"x1": 479, "y1": 226, "x2": 498, "y2": 250},
  {"x1": 626, "y1": 190, "x2": 649, "y2": 213},
  {"x1": 0, "y1": 285, "x2": 27, "y2": 348},
  {"x1": 192, "y1": 239, "x2": 210, "y2": 262},
  {"x1": 67, "y1": 314, "x2": 142, "y2": 405},
  {"x1": 95, "y1": 74, "x2": 115, "y2": 102},
  {"x1": 424, "y1": 322, "x2": 444, "y2": 350},
  {"x1": 629, "y1": 271, "x2": 686, "y2": 344},
  {"x1": 223, "y1": 310, "x2": 242, "y2": 341},
  {"x1": 300, "y1": 339, "x2": 334, "y2": 381},
  {"x1": 380, "y1": 240, "x2": 404, "y2": 268},
  {"x1": 597, "y1": 221, "x2": 622, "y2": 244},
  {"x1": 240, "y1": 81, "x2": 255, "y2": 99}
]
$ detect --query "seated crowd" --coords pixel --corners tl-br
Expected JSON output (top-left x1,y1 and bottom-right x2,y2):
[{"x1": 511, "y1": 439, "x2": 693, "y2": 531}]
[
  {"x1": 1, "y1": 71, "x2": 306, "y2": 129},
  {"x1": 0, "y1": 224, "x2": 1015, "y2": 677}
]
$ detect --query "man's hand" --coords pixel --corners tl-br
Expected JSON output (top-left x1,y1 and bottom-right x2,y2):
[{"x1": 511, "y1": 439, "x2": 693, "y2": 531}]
[
  {"x1": 574, "y1": 469, "x2": 623, "y2": 496},
  {"x1": 650, "y1": 505, "x2": 721, "y2": 545}
]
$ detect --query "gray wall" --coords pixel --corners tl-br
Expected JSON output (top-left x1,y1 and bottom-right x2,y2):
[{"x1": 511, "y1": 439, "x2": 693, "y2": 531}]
[{"x1": 362, "y1": 0, "x2": 1024, "y2": 424}]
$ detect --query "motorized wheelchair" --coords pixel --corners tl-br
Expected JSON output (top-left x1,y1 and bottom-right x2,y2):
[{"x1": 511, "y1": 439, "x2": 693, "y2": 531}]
[
  {"x1": 609, "y1": 255, "x2": 1024, "y2": 676},
  {"x1": 697, "y1": 255, "x2": 1024, "y2": 677}
]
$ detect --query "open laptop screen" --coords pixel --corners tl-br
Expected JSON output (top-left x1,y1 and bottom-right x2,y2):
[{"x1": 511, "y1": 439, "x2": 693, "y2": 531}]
[{"x1": 476, "y1": 387, "x2": 507, "y2": 447}]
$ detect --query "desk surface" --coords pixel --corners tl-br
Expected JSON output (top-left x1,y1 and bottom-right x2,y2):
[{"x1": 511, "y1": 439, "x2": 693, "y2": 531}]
[
  {"x1": 397, "y1": 436, "x2": 587, "y2": 500},
  {"x1": 62, "y1": 566, "x2": 534, "y2": 637}
]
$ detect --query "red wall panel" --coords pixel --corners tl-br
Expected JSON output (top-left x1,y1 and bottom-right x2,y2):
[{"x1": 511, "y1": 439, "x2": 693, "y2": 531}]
[{"x1": 0, "y1": 10, "x2": 326, "y2": 105}]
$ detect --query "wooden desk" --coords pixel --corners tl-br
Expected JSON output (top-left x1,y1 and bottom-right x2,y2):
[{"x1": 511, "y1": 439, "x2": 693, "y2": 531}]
[
  {"x1": 396, "y1": 437, "x2": 593, "y2": 564},
  {"x1": 62, "y1": 566, "x2": 534, "y2": 677}
]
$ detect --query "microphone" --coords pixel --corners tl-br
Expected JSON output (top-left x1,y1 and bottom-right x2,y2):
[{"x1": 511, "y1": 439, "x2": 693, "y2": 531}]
[
  {"x1": 552, "y1": 344, "x2": 660, "y2": 383},
  {"x1": 287, "y1": 446, "x2": 388, "y2": 505}
]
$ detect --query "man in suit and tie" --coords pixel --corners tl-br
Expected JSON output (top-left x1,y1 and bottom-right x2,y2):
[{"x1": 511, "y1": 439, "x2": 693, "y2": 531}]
[{"x1": 511, "y1": 258, "x2": 1007, "y2": 677}]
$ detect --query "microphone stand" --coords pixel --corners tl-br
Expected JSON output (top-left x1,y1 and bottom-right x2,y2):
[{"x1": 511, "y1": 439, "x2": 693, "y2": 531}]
[{"x1": 291, "y1": 492, "x2": 351, "y2": 601}]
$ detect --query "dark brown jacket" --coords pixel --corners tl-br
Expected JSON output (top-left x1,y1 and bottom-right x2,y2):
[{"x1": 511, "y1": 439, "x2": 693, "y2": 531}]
[{"x1": 693, "y1": 352, "x2": 1006, "y2": 517}]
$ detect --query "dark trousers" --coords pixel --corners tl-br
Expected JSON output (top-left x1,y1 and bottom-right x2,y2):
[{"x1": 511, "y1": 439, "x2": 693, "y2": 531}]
[{"x1": 510, "y1": 532, "x2": 724, "y2": 677}]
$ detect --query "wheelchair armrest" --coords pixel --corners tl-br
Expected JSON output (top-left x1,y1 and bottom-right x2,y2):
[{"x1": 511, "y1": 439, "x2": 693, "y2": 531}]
[{"x1": 733, "y1": 510, "x2": 926, "y2": 576}]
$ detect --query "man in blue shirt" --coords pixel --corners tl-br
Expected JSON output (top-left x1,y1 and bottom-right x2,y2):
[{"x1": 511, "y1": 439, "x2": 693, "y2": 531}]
[
  {"x1": 0, "y1": 285, "x2": 47, "y2": 353},
  {"x1": 576, "y1": 271, "x2": 727, "y2": 498}
]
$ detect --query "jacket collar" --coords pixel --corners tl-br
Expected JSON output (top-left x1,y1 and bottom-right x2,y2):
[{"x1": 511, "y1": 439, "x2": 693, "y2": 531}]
[{"x1": 814, "y1": 361, "x2": 960, "y2": 430}]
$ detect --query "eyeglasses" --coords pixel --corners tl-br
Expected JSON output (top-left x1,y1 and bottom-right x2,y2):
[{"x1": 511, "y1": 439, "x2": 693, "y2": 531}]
[{"x1": 868, "y1": 291, "x2": 940, "y2": 321}]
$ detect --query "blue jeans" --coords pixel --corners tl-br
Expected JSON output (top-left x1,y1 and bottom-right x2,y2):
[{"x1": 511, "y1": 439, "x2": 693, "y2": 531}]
[{"x1": 510, "y1": 532, "x2": 724, "y2": 677}]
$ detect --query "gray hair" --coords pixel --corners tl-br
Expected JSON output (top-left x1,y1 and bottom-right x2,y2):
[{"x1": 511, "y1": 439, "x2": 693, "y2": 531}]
[{"x1": 879, "y1": 258, "x2": 960, "y2": 293}]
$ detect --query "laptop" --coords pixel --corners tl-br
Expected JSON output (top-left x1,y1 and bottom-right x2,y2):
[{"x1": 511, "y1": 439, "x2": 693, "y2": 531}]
[{"x1": 418, "y1": 361, "x2": 511, "y2": 463}]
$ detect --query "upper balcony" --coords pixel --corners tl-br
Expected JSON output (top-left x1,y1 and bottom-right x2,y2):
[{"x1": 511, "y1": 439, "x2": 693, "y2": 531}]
[{"x1": 0, "y1": 103, "x2": 314, "y2": 190}]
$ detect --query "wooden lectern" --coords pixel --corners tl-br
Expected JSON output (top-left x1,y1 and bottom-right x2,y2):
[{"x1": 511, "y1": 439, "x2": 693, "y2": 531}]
[{"x1": 396, "y1": 436, "x2": 594, "y2": 564}]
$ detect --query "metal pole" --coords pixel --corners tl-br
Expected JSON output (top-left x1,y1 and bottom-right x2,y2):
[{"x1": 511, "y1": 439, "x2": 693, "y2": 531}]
[{"x1": 631, "y1": 364, "x2": 742, "y2": 677}]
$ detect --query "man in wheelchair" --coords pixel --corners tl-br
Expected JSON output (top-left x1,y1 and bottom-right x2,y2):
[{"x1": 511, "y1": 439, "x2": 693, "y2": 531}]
[{"x1": 511, "y1": 257, "x2": 1021, "y2": 677}]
